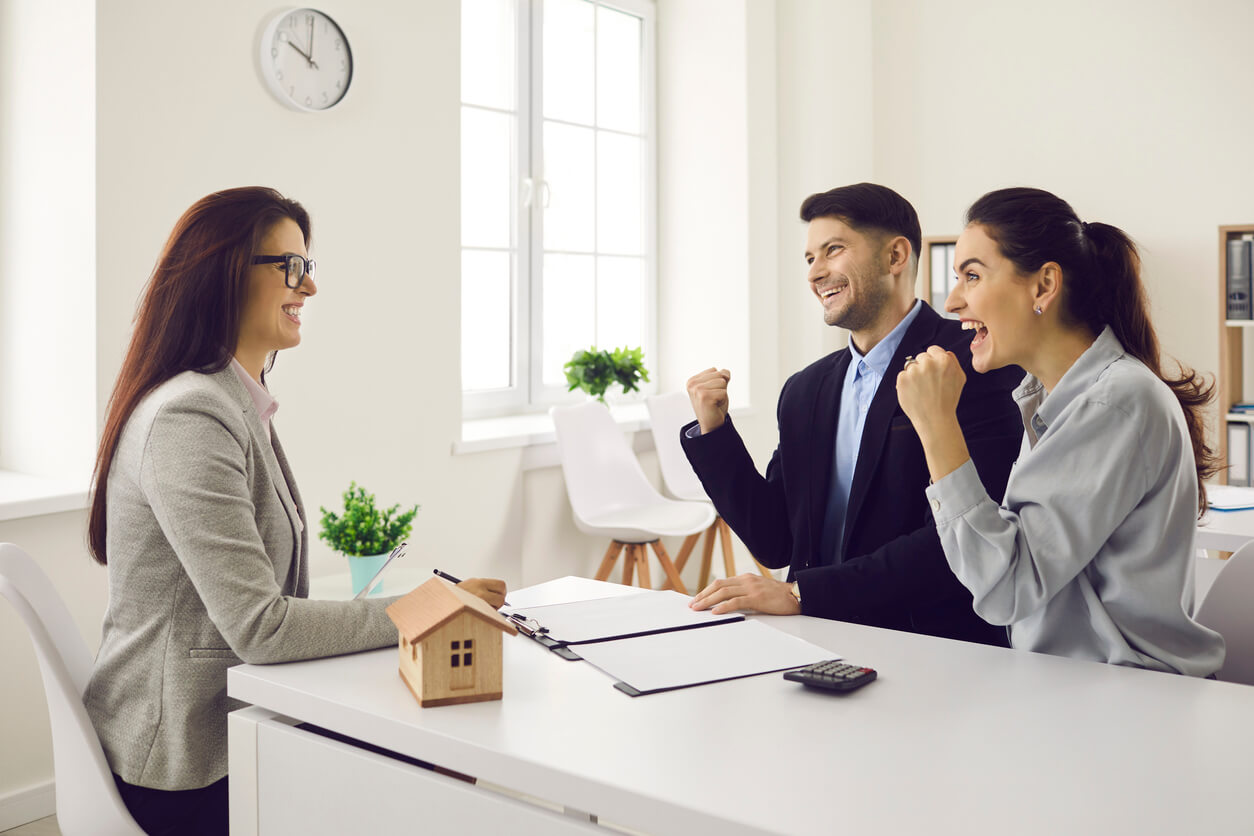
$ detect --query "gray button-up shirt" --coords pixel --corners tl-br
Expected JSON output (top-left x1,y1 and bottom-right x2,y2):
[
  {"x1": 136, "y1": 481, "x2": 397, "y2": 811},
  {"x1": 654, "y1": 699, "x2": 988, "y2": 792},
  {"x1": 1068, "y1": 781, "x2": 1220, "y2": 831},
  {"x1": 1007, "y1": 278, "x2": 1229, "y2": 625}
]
[{"x1": 925, "y1": 327, "x2": 1224, "y2": 676}]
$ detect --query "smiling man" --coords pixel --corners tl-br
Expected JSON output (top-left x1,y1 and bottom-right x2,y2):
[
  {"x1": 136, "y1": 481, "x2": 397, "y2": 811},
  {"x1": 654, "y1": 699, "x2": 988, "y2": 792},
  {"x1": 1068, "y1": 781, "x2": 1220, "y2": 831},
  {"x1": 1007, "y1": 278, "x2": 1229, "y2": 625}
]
[{"x1": 681, "y1": 183, "x2": 1022, "y2": 645}]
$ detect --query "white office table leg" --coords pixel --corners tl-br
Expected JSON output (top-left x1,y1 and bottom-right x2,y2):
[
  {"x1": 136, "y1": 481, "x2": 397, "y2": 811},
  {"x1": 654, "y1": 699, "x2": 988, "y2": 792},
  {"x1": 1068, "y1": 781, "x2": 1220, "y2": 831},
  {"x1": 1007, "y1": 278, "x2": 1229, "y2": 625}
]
[{"x1": 228, "y1": 704, "x2": 276, "y2": 836}]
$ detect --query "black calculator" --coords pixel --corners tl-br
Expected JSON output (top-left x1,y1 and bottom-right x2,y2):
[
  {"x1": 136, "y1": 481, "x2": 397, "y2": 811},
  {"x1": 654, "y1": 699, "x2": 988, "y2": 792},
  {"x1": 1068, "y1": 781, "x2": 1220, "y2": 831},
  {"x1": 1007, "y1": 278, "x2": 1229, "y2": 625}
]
[{"x1": 783, "y1": 660, "x2": 877, "y2": 692}]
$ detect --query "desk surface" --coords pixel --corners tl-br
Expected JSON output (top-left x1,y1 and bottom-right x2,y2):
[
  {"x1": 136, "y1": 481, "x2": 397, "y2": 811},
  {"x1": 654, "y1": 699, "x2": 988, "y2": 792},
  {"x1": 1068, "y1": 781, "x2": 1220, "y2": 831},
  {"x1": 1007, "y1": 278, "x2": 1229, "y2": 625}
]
[
  {"x1": 1197, "y1": 508, "x2": 1254, "y2": 552},
  {"x1": 230, "y1": 578, "x2": 1254, "y2": 835}
]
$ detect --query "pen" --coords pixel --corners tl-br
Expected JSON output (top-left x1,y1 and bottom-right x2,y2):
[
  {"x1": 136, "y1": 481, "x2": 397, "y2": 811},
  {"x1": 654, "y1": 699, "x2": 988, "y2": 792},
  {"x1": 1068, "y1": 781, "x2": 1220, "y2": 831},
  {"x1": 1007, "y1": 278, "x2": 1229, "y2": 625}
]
[{"x1": 433, "y1": 568, "x2": 510, "y2": 607}]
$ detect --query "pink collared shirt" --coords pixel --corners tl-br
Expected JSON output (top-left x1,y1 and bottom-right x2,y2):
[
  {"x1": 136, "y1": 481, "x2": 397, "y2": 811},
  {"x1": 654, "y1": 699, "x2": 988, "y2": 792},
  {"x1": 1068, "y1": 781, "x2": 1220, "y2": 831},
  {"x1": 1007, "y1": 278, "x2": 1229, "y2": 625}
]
[{"x1": 230, "y1": 358, "x2": 278, "y2": 443}]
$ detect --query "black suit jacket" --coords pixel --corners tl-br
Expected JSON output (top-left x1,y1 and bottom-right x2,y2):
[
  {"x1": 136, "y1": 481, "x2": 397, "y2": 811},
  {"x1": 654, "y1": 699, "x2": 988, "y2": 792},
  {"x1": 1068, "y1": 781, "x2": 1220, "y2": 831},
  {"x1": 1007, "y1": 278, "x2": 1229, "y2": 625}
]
[{"x1": 681, "y1": 303, "x2": 1022, "y2": 646}]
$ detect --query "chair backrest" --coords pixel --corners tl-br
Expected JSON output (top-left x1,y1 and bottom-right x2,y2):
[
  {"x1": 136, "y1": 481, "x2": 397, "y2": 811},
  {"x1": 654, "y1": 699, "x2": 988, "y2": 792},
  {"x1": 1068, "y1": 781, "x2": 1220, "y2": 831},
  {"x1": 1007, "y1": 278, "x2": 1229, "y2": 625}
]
[
  {"x1": 550, "y1": 401, "x2": 667, "y2": 522},
  {"x1": 645, "y1": 392, "x2": 710, "y2": 503},
  {"x1": 1196, "y1": 540, "x2": 1254, "y2": 685},
  {"x1": 0, "y1": 543, "x2": 144, "y2": 835}
]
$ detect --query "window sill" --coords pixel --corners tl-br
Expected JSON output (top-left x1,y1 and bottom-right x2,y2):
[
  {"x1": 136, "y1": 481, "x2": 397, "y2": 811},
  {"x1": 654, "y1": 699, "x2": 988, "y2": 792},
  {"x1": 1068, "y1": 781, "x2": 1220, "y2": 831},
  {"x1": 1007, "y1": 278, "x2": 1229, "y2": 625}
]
[
  {"x1": 454, "y1": 404, "x2": 755, "y2": 471},
  {"x1": 0, "y1": 471, "x2": 90, "y2": 522}
]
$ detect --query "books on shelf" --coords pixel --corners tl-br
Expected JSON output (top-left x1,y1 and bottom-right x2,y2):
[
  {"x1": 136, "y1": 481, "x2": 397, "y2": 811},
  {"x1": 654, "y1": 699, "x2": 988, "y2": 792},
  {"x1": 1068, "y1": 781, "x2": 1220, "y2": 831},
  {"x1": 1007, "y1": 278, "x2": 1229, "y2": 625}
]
[
  {"x1": 1227, "y1": 236, "x2": 1253, "y2": 320},
  {"x1": 1227, "y1": 421, "x2": 1251, "y2": 486}
]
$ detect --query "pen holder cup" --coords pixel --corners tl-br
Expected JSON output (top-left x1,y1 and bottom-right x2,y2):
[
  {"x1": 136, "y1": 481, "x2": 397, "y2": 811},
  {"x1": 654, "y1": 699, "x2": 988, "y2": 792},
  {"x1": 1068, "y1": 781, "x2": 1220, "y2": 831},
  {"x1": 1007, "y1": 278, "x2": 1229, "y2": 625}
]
[{"x1": 348, "y1": 552, "x2": 391, "y2": 597}]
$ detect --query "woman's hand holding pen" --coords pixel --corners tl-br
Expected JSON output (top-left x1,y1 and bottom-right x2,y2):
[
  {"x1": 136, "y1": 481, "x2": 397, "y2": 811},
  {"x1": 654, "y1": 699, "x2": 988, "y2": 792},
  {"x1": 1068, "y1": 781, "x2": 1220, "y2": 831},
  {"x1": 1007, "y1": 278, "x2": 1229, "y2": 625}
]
[
  {"x1": 457, "y1": 577, "x2": 508, "y2": 609},
  {"x1": 896, "y1": 345, "x2": 972, "y2": 483}
]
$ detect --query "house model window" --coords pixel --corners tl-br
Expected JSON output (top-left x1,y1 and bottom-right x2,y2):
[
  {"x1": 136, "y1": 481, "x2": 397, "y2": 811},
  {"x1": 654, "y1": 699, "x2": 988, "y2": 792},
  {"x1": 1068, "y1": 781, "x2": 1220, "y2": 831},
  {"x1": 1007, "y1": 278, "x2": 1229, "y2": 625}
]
[{"x1": 450, "y1": 639, "x2": 473, "y2": 668}]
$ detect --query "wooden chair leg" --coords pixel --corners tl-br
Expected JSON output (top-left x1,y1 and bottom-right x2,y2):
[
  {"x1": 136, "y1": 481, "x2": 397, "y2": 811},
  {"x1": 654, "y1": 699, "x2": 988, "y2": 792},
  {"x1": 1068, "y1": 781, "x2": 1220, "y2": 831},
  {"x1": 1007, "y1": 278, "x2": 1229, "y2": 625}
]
[
  {"x1": 621, "y1": 544, "x2": 637, "y2": 586},
  {"x1": 596, "y1": 540, "x2": 624, "y2": 582},
  {"x1": 717, "y1": 517, "x2": 737, "y2": 579},
  {"x1": 636, "y1": 543, "x2": 652, "y2": 589},
  {"x1": 698, "y1": 521, "x2": 718, "y2": 590},
  {"x1": 753, "y1": 556, "x2": 773, "y2": 578},
  {"x1": 649, "y1": 540, "x2": 688, "y2": 595},
  {"x1": 661, "y1": 532, "x2": 701, "y2": 592},
  {"x1": 673, "y1": 532, "x2": 700, "y2": 575}
]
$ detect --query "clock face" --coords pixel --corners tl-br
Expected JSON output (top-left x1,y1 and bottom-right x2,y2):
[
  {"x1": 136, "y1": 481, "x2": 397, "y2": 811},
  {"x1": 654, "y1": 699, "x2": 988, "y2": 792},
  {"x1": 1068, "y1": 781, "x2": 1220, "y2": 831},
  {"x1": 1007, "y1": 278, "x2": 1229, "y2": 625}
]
[{"x1": 260, "y1": 8, "x2": 353, "y2": 112}]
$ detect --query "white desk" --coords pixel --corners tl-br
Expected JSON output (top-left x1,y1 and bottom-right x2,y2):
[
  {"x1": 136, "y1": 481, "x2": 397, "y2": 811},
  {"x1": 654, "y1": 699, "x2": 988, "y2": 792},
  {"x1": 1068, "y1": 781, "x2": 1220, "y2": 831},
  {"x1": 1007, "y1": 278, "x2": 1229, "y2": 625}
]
[
  {"x1": 229, "y1": 578, "x2": 1254, "y2": 835},
  {"x1": 1197, "y1": 509, "x2": 1254, "y2": 553}
]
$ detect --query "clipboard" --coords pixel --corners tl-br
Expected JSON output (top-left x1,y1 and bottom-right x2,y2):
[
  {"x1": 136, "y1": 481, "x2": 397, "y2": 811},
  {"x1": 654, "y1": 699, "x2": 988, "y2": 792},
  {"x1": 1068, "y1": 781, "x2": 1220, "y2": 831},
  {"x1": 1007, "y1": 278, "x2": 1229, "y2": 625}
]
[
  {"x1": 502, "y1": 589, "x2": 744, "y2": 660},
  {"x1": 573, "y1": 620, "x2": 834, "y2": 696}
]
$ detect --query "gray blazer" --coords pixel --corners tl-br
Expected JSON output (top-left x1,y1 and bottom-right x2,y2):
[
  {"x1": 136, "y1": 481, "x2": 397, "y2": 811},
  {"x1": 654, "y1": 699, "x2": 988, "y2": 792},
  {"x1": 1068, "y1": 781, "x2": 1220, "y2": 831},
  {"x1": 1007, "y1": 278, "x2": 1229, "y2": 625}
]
[{"x1": 85, "y1": 367, "x2": 398, "y2": 790}]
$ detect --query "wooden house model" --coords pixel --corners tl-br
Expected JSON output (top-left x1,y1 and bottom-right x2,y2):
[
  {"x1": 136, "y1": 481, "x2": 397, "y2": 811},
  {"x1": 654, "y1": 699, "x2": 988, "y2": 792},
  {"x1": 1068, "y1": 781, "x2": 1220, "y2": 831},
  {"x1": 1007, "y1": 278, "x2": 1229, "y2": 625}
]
[{"x1": 385, "y1": 577, "x2": 518, "y2": 707}]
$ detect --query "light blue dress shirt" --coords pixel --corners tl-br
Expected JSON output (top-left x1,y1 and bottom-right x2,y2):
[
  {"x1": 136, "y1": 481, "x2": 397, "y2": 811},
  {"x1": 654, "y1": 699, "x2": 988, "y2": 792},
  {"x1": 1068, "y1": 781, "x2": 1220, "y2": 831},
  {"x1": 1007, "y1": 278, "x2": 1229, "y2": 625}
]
[
  {"x1": 925, "y1": 327, "x2": 1224, "y2": 676},
  {"x1": 818, "y1": 301, "x2": 922, "y2": 564}
]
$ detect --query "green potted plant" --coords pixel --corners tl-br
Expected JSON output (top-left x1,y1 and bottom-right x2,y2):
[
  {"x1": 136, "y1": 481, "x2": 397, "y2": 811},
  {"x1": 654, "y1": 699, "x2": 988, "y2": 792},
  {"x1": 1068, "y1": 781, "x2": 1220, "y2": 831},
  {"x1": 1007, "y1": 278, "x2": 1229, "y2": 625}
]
[
  {"x1": 563, "y1": 345, "x2": 650, "y2": 403},
  {"x1": 319, "y1": 482, "x2": 418, "y2": 596}
]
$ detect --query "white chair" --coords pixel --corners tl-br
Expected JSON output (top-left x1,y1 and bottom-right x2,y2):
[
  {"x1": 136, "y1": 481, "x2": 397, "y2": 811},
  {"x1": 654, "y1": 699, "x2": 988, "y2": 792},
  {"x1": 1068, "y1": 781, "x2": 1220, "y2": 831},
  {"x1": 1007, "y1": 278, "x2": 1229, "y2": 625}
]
[
  {"x1": 645, "y1": 392, "x2": 773, "y2": 589},
  {"x1": 1196, "y1": 540, "x2": 1254, "y2": 685},
  {"x1": 551, "y1": 401, "x2": 716, "y2": 594},
  {"x1": 0, "y1": 543, "x2": 144, "y2": 836}
]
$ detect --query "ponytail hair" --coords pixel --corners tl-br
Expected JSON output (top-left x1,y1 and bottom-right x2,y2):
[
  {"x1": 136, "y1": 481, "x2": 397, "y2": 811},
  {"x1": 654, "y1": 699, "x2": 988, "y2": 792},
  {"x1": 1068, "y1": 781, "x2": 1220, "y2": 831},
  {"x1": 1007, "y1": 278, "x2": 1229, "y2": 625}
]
[{"x1": 966, "y1": 187, "x2": 1216, "y2": 515}]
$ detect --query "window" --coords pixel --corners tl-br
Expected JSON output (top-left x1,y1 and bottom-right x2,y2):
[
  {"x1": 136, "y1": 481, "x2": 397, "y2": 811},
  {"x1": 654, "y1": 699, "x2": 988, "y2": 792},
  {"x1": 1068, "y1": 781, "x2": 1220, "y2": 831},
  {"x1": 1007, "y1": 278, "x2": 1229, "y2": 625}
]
[
  {"x1": 460, "y1": 0, "x2": 656, "y2": 417},
  {"x1": 0, "y1": 0, "x2": 96, "y2": 503},
  {"x1": 450, "y1": 638, "x2": 473, "y2": 667}
]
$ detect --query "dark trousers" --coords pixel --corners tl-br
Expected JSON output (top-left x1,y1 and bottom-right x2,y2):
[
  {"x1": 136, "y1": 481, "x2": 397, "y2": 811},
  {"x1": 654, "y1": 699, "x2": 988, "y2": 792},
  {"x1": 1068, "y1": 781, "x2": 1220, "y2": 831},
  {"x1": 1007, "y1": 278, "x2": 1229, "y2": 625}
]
[{"x1": 113, "y1": 773, "x2": 228, "y2": 836}]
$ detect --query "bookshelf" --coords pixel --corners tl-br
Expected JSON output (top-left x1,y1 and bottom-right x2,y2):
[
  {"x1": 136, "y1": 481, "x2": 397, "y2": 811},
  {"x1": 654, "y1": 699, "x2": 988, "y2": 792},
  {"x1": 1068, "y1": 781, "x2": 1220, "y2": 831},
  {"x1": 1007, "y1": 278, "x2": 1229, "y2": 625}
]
[
  {"x1": 1218, "y1": 225, "x2": 1254, "y2": 486},
  {"x1": 919, "y1": 236, "x2": 958, "y2": 314}
]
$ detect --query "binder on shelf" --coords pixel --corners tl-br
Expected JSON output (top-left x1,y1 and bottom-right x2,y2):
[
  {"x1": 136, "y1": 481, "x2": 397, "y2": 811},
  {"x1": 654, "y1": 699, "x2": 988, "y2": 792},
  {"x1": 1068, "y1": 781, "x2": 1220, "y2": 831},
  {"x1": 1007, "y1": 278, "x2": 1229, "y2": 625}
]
[
  {"x1": 930, "y1": 242, "x2": 948, "y2": 310},
  {"x1": 502, "y1": 589, "x2": 744, "y2": 661},
  {"x1": 1226, "y1": 237, "x2": 1252, "y2": 320},
  {"x1": 1227, "y1": 421, "x2": 1250, "y2": 487}
]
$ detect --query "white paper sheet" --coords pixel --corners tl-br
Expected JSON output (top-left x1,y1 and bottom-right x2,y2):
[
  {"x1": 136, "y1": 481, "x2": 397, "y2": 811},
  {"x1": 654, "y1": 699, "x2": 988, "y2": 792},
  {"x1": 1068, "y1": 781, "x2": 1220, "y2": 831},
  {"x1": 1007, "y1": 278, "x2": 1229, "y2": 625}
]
[
  {"x1": 504, "y1": 589, "x2": 743, "y2": 645},
  {"x1": 575, "y1": 619, "x2": 836, "y2": 695}
]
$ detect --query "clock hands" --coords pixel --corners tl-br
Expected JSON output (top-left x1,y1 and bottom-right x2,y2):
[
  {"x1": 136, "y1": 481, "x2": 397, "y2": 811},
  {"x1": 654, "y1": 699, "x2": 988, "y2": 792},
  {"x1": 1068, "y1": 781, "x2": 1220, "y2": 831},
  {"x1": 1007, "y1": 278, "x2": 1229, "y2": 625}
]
[{"x1": 285, "y1": 36, "x2": 319, "y2": 70}]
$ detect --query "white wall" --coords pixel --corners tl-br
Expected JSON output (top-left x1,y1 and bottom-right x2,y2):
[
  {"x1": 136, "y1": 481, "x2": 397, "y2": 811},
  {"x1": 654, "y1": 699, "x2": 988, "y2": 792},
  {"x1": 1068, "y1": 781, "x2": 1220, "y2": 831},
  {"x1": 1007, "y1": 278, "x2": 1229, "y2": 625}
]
[
  {"x1": 870, "y1": 0, "x2": 1254, "y2": 395},
  {"x1": 774, "y1": 0, "x2": 875, "y2": 376},
  {"x1": 656, "y1": 0, "x2": 752, "y2": 398}
]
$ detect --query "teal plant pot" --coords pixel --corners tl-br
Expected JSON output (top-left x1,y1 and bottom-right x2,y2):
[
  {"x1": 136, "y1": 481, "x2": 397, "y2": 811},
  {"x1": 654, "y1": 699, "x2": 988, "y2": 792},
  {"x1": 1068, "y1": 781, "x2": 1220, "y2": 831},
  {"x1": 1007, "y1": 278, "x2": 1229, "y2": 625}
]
[{"x1": 348, "y1": 552, "x2": 390, "y2": 597}]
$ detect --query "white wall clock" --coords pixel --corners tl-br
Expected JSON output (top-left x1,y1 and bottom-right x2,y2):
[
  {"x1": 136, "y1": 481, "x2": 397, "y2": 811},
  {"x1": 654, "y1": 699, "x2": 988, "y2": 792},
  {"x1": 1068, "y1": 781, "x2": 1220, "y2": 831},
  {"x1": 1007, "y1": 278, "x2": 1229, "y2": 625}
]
[{"x1": 259, "y1": 8, "x2": 353, "y2": 112}]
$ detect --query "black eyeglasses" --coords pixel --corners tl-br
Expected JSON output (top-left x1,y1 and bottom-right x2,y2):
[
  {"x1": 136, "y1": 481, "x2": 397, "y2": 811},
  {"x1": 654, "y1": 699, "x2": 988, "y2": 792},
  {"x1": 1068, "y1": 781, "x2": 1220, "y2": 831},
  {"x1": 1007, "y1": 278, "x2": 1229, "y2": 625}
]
[{"x1": 252, "y1": 254, "x2": 315, "y2": 289}]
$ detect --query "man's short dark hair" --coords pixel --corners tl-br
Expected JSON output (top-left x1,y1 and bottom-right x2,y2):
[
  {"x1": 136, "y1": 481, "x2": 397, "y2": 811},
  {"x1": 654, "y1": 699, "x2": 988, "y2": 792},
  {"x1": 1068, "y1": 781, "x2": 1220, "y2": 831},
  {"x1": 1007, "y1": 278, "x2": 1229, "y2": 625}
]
[{"x1": 799, "y1": 183, "x2": 921, "y2": 260}]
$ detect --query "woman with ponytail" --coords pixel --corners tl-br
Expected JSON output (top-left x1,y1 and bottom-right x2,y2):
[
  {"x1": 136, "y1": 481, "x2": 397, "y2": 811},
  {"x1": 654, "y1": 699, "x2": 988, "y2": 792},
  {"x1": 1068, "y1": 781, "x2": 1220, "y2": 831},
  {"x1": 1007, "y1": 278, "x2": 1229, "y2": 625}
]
[{"x1": 896, "y1": 187, "x2": 1223, "y2": 676}]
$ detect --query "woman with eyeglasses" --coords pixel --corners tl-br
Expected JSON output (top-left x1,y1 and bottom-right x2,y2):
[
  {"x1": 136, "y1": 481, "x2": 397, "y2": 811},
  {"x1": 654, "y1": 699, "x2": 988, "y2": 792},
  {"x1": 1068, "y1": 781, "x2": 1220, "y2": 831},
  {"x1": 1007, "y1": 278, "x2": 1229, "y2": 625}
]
[
  {"x1": 83, "y1": 187, "x2": 506, "y2": 835},
  {"x1": 895, "y1": 187, "x2": 1223, "y2": 677}
]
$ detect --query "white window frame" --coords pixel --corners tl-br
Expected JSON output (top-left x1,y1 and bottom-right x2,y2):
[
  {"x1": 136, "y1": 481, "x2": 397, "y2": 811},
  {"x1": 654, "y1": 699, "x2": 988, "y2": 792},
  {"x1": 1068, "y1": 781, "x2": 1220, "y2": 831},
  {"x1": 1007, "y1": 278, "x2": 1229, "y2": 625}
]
[{"x1": 461, "y1": 0, "x2": 657, "y2": 419}]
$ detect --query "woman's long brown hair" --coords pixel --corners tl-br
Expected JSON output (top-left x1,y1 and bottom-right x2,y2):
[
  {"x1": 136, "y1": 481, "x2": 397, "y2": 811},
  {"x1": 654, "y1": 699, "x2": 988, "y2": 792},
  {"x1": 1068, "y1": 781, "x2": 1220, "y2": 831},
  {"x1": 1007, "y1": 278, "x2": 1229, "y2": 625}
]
[
  {"x1": 88, "y1": 187, "x2": 310, "y2": 564},
  {"x1": 967, "y1": 187, "x2": 1216, "y2": 516}
]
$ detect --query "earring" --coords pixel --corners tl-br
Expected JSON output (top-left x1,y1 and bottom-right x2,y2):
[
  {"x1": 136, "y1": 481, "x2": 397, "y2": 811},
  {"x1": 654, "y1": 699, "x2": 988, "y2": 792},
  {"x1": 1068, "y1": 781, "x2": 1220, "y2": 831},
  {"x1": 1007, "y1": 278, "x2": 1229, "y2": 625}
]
[{"x1": 1033, "y1": 305, "x2": 1043, "y2": 316}]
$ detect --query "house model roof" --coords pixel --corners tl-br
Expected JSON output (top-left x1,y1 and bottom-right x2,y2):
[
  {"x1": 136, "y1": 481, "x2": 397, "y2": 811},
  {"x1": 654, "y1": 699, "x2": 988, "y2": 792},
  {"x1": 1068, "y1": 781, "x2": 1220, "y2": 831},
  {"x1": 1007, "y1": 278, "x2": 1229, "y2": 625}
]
[{"x1": 386, "y1": 577, "x2": 519, "y2": 642}]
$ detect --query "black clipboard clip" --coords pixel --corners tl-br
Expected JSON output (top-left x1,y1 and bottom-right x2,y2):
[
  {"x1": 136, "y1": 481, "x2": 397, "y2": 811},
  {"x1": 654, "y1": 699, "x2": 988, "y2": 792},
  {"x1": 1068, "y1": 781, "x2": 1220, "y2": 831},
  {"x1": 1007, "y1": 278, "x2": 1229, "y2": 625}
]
[{"x1": 504, "y1": 612, "x2": 582, "y2": 661}]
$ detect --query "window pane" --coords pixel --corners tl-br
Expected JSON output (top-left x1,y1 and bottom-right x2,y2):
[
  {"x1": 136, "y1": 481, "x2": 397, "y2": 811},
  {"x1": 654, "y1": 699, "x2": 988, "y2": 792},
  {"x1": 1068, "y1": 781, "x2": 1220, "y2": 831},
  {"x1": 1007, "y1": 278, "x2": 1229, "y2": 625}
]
[
  {"x1": 462, "y1": 250, "x2": 513, "y2": 391},
  {"x1": 543, "y1": 121, "x2": 595, "y2": 252},
  {"x1": 596, "y1": 6, "x2": 641, "y2": 133},
  {"x1": 596, "y1": 132, "x2": 642, "y2": 255},
  {"x1": 543, "y1": 0, "x2": 594, "y2": 125},
  {"x1": 461, "y1": 0, "x2": 515, "y2": 110},
  {"x1": 596, "y1": 256, "x2": 645, "y2": 354},
  {"x1": 542, "y1": 253, "x2": 595, "y2": 386},
  {"x1": 461, "y1": 107, "x2": 515, "y2": 249}
]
